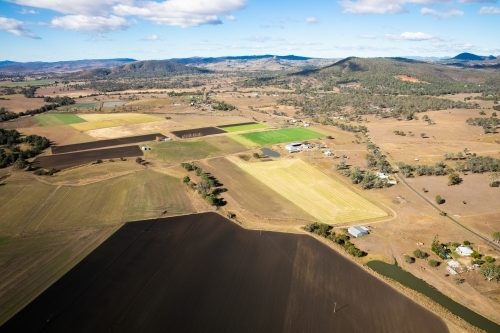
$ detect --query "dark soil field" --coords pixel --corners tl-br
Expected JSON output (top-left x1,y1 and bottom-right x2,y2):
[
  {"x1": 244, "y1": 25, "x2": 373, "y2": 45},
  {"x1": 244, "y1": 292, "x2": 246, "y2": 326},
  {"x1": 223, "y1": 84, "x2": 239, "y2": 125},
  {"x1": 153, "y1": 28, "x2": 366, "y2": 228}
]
[
  {"x1": 51, "y1": 133, "x2": 162, "y2": 154},
  {"x1": 1, "y1": 213, "x2": 448, "y2": 333},
  {"x1": 32, "y1": 145, "x2": 143, "y2": 169},
  {"x1": 217, "y1": 121, "x2": 258, "y2": 128},
  {"x1": 171, "y1": 126, "x2": 226, "y2": 138},
  {"x1": 0, "y1": 116, "x2": 40, "y2": 129}
]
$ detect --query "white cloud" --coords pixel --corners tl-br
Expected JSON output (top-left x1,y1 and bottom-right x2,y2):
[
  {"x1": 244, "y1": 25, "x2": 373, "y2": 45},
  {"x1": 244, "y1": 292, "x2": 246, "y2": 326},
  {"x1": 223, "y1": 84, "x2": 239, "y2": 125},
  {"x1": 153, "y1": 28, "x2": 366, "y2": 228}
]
[
  {"x1": 305, "y1": 17, "x2": 318, "y2": 24},
  {"x1": 243, "y1": 36, "x2": 285, "y2": 42},
  {"x1": 20, "y1": 8, "x2": 38, "y2": 14},
  {"x1": 339, "y1": 0, "x2": 449, "y2": 15},
  {"x1": 226, "y1": 15, "x2": 236, "y2": 21},
  {"x1": 479, "y1": 6, "x2": 500, "y2": 13},
  {"x1": 140, "y1": 34, "x2": 165, "y2": 41},
  {"x1": 51, "y1": 15, "x2": 131, "y2": 33},
  {"x1": 0, "y1": 16, "x2": 40, "y2": 38},
  {"x1": 386, "y1": 31, "x2": 435, "y2": 41},
  {"x1": 421, "y1": 8, "x2": 464, "y2": 18},
  {"x1": 7, "y1": 0, "x2": 117, "y2": 16},
  {"x1": 113, "y1": 0, "x2": 247, "y2": 27}
]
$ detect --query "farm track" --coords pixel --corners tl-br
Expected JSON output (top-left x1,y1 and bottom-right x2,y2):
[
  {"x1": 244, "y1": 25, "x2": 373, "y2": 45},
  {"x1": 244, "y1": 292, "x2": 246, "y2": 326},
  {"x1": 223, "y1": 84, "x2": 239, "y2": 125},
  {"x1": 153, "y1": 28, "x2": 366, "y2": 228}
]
[{"x1": 396, "y1": 174, "x2": 500, "y2": 252}]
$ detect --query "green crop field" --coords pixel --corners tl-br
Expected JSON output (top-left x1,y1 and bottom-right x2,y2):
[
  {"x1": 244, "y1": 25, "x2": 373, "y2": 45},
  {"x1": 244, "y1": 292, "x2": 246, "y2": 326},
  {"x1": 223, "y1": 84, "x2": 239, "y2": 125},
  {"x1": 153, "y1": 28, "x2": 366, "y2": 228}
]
[
  {"x1": 219, "y1": 123, "x2": 268, "y2": 132},
  {"x1": 35, "y1": 114, "x2": 87, "y2": 126},
  {"x1": 239, "y1": 128, "x2": 323, "y2": 145},
  {"x1": 230, "y1": 157, "x2": 387, "y2": 224},
  {"x1": 57, "y1": 102, "x2": 98, "y2": 110},
  {"x1": 146, "y1": 140, "x2": 221, "y2": 165},
  {"x1": 0, "y1": 80, "x2": 55, "y2": 87}
]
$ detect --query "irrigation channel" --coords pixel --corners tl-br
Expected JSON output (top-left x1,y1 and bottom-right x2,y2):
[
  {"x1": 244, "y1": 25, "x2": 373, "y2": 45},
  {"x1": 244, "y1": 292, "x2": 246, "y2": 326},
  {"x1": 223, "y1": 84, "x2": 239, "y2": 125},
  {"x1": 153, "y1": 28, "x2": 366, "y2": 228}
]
[
  {"x1": 367, "y1": 261, "x2": 500, "y2": 332},
  {"x1": 261, "y1": 148, "x2": 280, "y2": 157}
]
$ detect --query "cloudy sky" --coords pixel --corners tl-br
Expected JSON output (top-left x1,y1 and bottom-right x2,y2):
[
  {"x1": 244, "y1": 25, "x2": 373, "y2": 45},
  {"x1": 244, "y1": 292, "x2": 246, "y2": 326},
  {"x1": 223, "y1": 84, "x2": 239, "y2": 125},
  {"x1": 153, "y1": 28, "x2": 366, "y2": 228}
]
[{"x1": 0, "y1": 0, "x2": 499, "y2": 61}]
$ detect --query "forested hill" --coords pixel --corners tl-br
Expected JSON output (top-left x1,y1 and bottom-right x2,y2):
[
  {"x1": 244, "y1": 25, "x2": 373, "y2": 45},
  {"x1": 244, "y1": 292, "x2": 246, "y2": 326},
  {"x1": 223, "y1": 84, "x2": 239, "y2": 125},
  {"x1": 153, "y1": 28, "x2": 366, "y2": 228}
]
[
  {"x1": 452, "y1": 53, "x2": 496, "y2": 61},
  {"x1": 0, "y1": 58, "x2": 136, "y2": 74},
  {"x1": 303, "y1": 57, "x2": 500, "y2": 95},
  {"x1": 170, "y1": 55, "x2": 312, "y2": 65},
  {"x1": 71, "y1": 60, "x2": 210, "y2": 79}
]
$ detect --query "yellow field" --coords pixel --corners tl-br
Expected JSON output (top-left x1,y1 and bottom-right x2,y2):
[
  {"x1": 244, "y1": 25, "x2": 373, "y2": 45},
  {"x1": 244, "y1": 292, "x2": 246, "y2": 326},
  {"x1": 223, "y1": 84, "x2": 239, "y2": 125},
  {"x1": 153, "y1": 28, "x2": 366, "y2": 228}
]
[
  {"x1": 227, "y1": 134, "x2": 259, "y2": 148},
  {"x1": 71, "y1": 113, "x2": 162, "y2": 131},
  {"x1": 229, "y1": 157, "x2": 387, "y2": 224}
]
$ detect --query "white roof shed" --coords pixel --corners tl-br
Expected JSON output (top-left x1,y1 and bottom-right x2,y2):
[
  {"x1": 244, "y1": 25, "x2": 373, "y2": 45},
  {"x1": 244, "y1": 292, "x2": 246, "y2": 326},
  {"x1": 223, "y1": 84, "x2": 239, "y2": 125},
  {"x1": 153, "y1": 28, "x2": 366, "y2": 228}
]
[
  {"x1": 348, "y1": 226, "x2": 370, "y2": 238},
  {"x1": 456, "y1": 246, "x2": 474, "y2": 256}
]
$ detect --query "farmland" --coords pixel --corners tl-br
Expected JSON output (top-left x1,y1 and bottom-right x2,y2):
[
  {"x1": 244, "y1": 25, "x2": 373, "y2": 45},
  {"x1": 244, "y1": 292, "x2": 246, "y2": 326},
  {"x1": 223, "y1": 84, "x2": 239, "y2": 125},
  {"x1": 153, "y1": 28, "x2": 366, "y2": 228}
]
[
  {"x1": 35, "y1": 114, "x2": 87, "y2": 126},
  {"x1": 230, "y1": 157, "x2": 388, "y2": 224},
  {"x1": 51, "y1": 133, "x2": 161, "y2": 154},
  {"x1": 57, "y1": 102, "x2": 99, "y2": 110},
  {"x1": 218, "y1": 122, "x2": 268, "y2": 132},
  {"x1": 239, "y1": 128, "x2": 323, "y2": 145},
  {"x1": 0, "y1": 80, "x2": 55, "y2": 87},
  {"x1": 146, "y1": 140, "x2": 221, "y2": 165},
  {"x1": 84, "y1": 120, "x2": 185, "y2": 139},
  {"x1": 0, "y1": 170, "x2": 194, "y2": 324},
  {"x1": 0, "y1": 116, "x2": 40, "y2": 129},
  {"x1": 171, "y1": 126, "x2": 226, "y2": 138},
  {"x1": 200, "y1": 157, "x2": 318, "y2": 222},
  {"x1": 71, "y1": 113, "x2": 162, "y2": 131},
  {"x1": 2, "y1": 213, "x2": 448, "y2": 333},
  {"x1": 33, "y1": 145, "x2": 143, "y2": 169}
]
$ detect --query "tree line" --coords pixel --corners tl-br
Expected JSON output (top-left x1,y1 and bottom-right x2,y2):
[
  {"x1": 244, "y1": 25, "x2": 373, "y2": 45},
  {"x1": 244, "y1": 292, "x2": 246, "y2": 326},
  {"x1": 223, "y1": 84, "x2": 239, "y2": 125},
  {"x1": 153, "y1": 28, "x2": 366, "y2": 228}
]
[
  {"x1": 0, "y1": 129, "x2": 50, "y2": 168},
  {"x1": 303, "y1": 223, "x2": 365, "y2": 257}
]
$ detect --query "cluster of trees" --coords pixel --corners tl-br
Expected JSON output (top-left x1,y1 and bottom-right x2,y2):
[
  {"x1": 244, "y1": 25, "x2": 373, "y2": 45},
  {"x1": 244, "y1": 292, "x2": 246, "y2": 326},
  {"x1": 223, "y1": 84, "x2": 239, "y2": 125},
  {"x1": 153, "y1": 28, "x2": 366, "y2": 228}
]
[
  {"x1": 338, "y1": 167, "x2": 391, "y2": 189},
  {"x1": 303, "y1": 223, "x2": 365, "y2": 257},
  {"x1": 21, "y1": 86, "x2": 37, "y2": 98},
  {"x1": 455, "y1": 156, "x2": 500, "y2": 174},
  {"x1": 0, "y1": 129, "x2": 50, "y2": 168},
  {"x1": 466, "y1": 116, "x2": 499, "y2": 134},
  {"x1": 321, "y1": 118, "x2": 368, "y2": 133},
  {"x1": 396, "y1": 161, "x2": 452, "y2": 178},
  {"x1": 84, "y1": 77, "x2": 205, "y2": 92},
  {"x1": 431, "y1": 235, "x2": 450, "y2": 260},
  {"x1": 181, "y1": 163, "x2": 226, "y2": 207},
  {"x1": 393, "y1": 130, "x2": 406, "y2": 136},
  {"x1": 366, "y1": 140, "x2": 393, "y2": 174},
  {"x1": 43, "y1": 96, "x2": 75, "y2": 105},
  {"x1": 211, "y1": 101, "x2": 236, "y2": 111}
]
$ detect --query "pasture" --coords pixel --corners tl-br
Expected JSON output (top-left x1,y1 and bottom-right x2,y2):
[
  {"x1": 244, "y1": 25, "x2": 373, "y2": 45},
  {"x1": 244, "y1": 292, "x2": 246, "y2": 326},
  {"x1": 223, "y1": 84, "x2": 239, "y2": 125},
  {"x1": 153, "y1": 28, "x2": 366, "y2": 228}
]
[
  {"x1": 202, "y1": 136, "x2": 247, "y2": 154},
  {"x1": 72, "y1": 113, "x2": 162, "y2": 131},
  {"x1": 218, "y1": 122, "x2": 268, "y2": 132},
  {"x1": 200, "y1": 158, "x2": 317, "y2": 222},
  {"x1": 57, "y1": 102, "x2": 99, "y2": 110},
  {"x1": 230, "y1": 157, "x2": 387, "y2": 224},
  {"x1": 0, "y1": 94, "x2": 48, "y2": 113},
  {"x1": 239, "y1": 128, "x2": 323, "y2": 145},
  {"x1": 146, "y1": 140, "x2": 221, "y2": 165},
  {"x1": 2, "y1": 213, "x2": 448, "y2": 333},
  {"x1": 84, "y1": 120, "x2": 185, "y2": 140},
  {"x1": 35, "y1": 114, "x2": 87, "y2": 126},
  {"x1": 0, "y1": 116, "x2": 40, "y2": 129},
  {"x1": 0, "y1": 170, "x2": 194, "y2": 324}
]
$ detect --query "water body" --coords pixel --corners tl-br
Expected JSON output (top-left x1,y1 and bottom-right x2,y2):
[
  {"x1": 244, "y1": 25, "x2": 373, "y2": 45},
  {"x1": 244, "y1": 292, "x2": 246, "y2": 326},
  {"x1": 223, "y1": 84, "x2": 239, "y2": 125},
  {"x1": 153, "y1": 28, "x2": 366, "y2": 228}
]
[
  {"x1": 102, "y1": 101, "x2": 127, "y2": 107},
  {"x1": 367, "y1": 260, "x2": 500, "y2": 332},
  {"x1": 261, "y1": 148, "x2": 280, "y2": 157}
]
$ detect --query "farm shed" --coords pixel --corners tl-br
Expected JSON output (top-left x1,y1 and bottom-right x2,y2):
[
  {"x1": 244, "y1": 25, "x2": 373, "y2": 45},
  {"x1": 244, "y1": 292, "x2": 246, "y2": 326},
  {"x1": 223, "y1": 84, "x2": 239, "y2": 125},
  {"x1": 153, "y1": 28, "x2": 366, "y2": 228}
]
[
  {"x1": 348, "y1": 226, "x2": 370, "y2": 238},
  {"x1": 285, "y1": 145, "x2": 300, "y2": 153},
  {"x1": 377, "y1": 172, "x2": 388, "y2": 179},
  {"x1": 456, "y1": 246, "x2": 474, "y2": 256}
]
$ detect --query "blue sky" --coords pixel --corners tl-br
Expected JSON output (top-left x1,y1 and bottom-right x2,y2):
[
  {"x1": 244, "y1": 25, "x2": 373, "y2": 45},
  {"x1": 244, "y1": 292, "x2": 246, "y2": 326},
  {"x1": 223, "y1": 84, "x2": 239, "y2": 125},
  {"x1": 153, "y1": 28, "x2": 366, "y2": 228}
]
[{"x1": 0, "y1": 0, "x2": 499, "y2": 61}]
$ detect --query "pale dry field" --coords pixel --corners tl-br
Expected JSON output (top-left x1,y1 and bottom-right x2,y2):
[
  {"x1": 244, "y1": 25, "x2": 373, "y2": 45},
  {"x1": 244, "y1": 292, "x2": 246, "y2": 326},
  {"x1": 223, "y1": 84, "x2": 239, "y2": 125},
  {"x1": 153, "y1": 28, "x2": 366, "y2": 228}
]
[
  {"x1": 0, "y1": 94, "x2": 47, "y2": 113},
  {"x1": 169, "y1": 114, "x2": 252, "y2": 127},
  {"x1": 229, "y1": 157, "x2": 387, "y2": 224},
  {"x1": 18, "y1": 125, "x2": 96, "y2": 145},
  {"x1": 72, "y1": 113, "x2": 162, "y2": 131},
  {"x1": 85, "y1": 120, "x2": 186, "y2": 139}
]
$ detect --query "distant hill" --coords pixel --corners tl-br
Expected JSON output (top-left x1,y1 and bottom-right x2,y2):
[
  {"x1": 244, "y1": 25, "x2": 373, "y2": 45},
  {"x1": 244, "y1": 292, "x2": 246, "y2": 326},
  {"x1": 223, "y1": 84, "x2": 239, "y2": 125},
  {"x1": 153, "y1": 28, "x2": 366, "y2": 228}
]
[
  {"x1": 0, "y1": 58, "x2": 137, "y2": 74},
  {"x1": 170, "y1": 55, "x2": 312, "y2": 66},
  {"x1": 452, "y1": 53, "x2": 496, "y2": 61},
  {"x1": 72, "y1": 59, "x2": 209, "y2": 79}
]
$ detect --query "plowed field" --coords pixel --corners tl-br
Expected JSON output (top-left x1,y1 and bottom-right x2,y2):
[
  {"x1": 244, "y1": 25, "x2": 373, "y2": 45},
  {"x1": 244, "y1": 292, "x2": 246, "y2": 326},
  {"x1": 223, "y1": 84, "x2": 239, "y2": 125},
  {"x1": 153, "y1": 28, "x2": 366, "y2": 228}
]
[{"x1": 2, "y1": 213, "x2": 448, "y2": 333}]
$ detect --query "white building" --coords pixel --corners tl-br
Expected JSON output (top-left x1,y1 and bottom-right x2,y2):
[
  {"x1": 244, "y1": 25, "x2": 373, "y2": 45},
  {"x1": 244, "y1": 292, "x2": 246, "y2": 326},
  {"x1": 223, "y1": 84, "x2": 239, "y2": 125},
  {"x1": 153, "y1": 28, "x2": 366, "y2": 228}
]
[
  {"x1": 324, "y1": 151, "x2": 332, "y2": 156},
  {"x1": 456, "y1": 246, "x2": 474, "y2": 256},
  {"x1": 348, "y1": 226, "x2": 370, "y2": 238},
  {"x1": 285, "y1": 145, "x2": 300, "y2": 153},
  {"x1": 377, "y1": 172, "x2": 388, "y2": 179}
]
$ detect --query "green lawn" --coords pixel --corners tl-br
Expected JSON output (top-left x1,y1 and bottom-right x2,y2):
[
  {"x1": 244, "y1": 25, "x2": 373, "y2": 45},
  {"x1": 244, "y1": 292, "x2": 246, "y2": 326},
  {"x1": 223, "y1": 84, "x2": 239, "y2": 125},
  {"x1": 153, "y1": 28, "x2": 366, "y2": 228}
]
[
  {"x1": 239, "y1": 128, "x2": 323, "y2": 145},
  {"x1": 35, "y1": 114, "x2": 87, "y2": 126},
  {"x1": 218, "y1": 123, "x2": 268, "y2": 132},
  {"x1": 57, "y1": 102, "x2": 98, "y2": 110},
  {"x1": 146, "y1": 140, "x2": 221, "y2": 165},
  {"x1": 0, "y1": 80, "x2": 55, "y2": 87}
]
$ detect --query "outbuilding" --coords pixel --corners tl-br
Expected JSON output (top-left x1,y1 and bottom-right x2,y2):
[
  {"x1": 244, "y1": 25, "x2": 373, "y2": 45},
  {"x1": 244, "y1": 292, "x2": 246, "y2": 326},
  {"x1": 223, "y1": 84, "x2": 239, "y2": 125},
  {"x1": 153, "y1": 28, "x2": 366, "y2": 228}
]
[
  {"x1": 456, "y1": 246, "x2": 474, "y2": 256},
  {"x1": 348, "y1": 226, "x2": 370, "y2": 238}
]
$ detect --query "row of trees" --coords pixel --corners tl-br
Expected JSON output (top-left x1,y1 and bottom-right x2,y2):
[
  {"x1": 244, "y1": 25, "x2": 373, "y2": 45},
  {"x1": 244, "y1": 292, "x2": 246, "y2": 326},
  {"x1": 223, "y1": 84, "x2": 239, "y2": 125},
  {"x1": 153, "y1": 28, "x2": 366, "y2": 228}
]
[
  {"x1": 466, "y1": 116, "x2": 499, "y2": 134},
  {"x1": 181, "y1": 163, "x2": 226, "y2": 207},
  {"x1": 303, "y1": 223, "x2": 365, "y2": 257}
]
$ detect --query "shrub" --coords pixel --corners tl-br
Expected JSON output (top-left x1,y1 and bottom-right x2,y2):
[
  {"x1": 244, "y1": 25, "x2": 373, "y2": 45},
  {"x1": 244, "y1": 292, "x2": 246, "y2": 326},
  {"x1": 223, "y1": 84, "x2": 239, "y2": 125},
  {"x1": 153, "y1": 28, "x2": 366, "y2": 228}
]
[
  {"x1": 404, "y1": 255, "x2": 415, "y2": 264},
  {"x1": 413, "y1": 249, "x2": 429, "y2": 259},
  {"x1": 435, "y1": 195, "x2": 444, "y2": 204},
  {"x1": 135, "y1": 157, "x2": 143, "y2": 164},
  {"x1": 484, "y1": 256, "x2": 495, "y2": 263},
  {"x1": 428, "y1": 259, "x2": 440, "y2": 267},
  {"x1": 182, "y1": 175, "x2": 190, "y2": 184}
]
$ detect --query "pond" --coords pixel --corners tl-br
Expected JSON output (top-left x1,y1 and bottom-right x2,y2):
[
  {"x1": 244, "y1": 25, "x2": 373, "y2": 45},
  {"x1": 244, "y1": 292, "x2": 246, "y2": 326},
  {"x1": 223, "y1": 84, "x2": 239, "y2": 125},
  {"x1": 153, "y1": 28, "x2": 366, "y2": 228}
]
[
  {"x1": 367, "y1": 260, "x2": 500, "y2": 332},
  {"x1": 261, "y1": 148, "x2": 280, "y2": 158},
  {"x1": 102, "y1": 101, "x2": 127, "y2": 107}
]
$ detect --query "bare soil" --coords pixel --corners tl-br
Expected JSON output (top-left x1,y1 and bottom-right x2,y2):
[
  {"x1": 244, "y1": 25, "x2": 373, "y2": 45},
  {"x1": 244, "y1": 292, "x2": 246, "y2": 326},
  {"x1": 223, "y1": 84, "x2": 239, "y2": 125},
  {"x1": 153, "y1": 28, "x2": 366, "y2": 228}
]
[
  {"x1": 2, "y1": 213, "x2": 448, "y2": 333},
  {"x1": 171, "y1": 126, "x2": 226, "y2": 138},
  {"x1": 52, "y1": 134, "x2": 162, "y2": 154}
]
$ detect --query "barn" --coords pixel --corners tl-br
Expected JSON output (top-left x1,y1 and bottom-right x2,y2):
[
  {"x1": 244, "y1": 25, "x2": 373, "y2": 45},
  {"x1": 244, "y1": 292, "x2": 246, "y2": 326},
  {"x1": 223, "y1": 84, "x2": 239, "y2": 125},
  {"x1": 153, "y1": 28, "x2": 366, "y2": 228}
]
[{"x1": 348, "y1": 226, "x2": 370, "y2": 238}]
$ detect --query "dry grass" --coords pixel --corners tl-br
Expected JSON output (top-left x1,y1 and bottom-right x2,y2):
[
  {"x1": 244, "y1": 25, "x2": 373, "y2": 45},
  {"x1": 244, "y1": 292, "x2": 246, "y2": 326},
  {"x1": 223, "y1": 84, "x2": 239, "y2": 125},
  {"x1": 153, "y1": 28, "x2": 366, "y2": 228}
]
[
  {"x1": 202, "y1": 136, "x2": 247, "y2": 154},
  {"x1": 0, "y1": 94, "x2": 48, "y2": 113},
  {"x1": 229, "y1": 157, "x2": 387, "y2": 224},
  {"x1": 84, "y1": 120, "x2": 186, "y2": 139},
  {"x1": 17, "y1": 125, "x2": 96, "y2": 146},
  {"x1": 72, "y1": 113, "x2": 162, "y2": 131}
]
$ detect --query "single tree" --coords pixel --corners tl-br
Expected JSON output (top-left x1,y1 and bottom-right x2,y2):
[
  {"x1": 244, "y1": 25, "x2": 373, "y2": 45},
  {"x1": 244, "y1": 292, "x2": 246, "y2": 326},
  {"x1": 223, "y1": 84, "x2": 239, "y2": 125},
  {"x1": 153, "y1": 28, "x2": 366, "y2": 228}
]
[
  {"x1": 480, "y1": 263, "x2": 500, "y2": 281},
  {"x1": 493, "y1": 231, "x2": 500, "y2": 243},
  {"x1": 135, "y1": 157, "x2": 143, "y2": 164},
  {"x1": 182, "y1": 175, "x2": 190, "y2": 184},
  {"x1": 489, "y1": 172, "x2": 499, "y2": 187},
  {"x1": 448, "y1": 173, "x2": 460, "y2": 186},
  {"x1": 413, "y1": 249, "x2": 429, "y2": 259},
  {"x1": 404, "y1": 255, "x2": 415, "y2": 264},
  {"x1": 435, "y1": 195, "x2": 444, "y2": 205},
  {"x1": 484, "y1": 256, "x2": 495, "y2": 263},
  {"x1": 420, "y1": 133, "x2": 426, "y2": 138},
  {"x1": 428, "y1": 259, "x2": 440, "y2": 267}
]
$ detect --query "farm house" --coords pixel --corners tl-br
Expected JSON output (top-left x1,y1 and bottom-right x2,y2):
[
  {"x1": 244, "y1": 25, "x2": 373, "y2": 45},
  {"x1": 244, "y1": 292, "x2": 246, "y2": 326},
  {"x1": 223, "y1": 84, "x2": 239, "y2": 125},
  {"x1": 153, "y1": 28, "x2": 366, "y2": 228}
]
[
  {"x1": 456, "y1": 246, "x2": 474, "y2": 256},
  {"x1": 348, "y1": 226, "x2": 370, "y2": 238}
]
